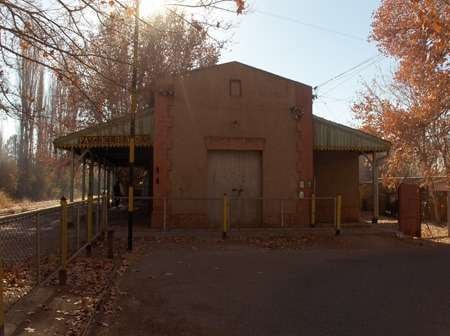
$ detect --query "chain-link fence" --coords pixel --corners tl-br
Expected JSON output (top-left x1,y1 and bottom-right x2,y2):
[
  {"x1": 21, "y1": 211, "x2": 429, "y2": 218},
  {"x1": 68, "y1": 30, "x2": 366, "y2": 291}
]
[
  {"x1": 140, "y1": 196, "x2": 340, "y2": 232},
  {"x1": 0, "y1": 196, "x2": 105, "y2": 311}
]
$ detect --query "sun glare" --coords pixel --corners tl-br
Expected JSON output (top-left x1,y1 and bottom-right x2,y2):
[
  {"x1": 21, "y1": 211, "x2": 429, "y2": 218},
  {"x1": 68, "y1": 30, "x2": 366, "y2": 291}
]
[{"x1": 140, "y1": 0, "x2": 167, "y2": 17}]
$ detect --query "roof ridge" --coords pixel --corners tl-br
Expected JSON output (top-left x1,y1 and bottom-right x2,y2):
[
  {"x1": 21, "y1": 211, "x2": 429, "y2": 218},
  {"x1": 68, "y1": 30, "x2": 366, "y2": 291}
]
[{"x1": 176, "y1": 61, "x2": 312, "y2": 89}]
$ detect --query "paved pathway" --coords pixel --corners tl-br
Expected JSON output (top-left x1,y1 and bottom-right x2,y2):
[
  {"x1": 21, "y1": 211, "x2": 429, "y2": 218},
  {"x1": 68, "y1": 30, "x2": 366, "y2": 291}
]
[{"x1": 91, "y1": 237, "x2": 450, "y2": 336}]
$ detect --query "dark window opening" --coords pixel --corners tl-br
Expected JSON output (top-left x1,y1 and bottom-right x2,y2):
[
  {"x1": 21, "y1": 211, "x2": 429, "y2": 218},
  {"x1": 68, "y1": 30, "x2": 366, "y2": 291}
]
[{"x1": 230, "y1": 79, "x2": 242, "y2": 97}]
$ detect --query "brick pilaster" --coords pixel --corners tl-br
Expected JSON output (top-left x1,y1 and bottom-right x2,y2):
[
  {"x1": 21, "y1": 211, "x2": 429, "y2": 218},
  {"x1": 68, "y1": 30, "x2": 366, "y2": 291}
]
[
  {"x1": 152, "y1": 92, "x2": 172, "y2": 227},
  {"x1": 295, "y1": 86, "x2": 314, "y2": 226}
]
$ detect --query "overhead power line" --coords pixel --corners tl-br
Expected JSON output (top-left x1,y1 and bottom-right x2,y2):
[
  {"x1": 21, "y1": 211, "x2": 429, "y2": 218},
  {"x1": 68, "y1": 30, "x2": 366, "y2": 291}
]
[
  {"x1": 318, "y1": 95, "x2": 353, "y2": 103},
  {"x1": 255, "y1": 9, "x2": 367, "y2": 42},
  {"x1": 320, "y1": 56, "x2": 383, "y2": 96},
  {"x1": 314, "y1": 55, "x2": 381, "y2": 90}
]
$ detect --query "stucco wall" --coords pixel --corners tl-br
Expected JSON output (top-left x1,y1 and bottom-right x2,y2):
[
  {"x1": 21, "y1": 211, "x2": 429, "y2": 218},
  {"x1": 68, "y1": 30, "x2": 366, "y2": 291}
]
[
  {"x1": 314, "y1": 151, "x2": 360, "y2": 222},
  {"x1": 153, "y1": 62, "x2": 314, "y2": 227}
]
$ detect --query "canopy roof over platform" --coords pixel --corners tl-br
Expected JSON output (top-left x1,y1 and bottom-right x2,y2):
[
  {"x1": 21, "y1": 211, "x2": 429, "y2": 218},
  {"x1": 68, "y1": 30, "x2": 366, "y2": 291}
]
[
  {"x1": 53, "y1": 111, "x2": 153, "y2": 167},
  {"x1": 53, "y1": 111, "x2": 390, "y2": 157},
  {"x1": 53, "y1": 111, "x2": 153, "y2": 151},
  {"x1": 313, "y1": 116, "x2": 390, "y2": 153}
]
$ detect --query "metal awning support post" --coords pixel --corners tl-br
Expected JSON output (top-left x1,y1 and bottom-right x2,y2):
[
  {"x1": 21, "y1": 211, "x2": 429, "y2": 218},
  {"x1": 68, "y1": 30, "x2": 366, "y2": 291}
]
[
  {"x1": 372, "y1": 152, "x2": 379, "y2": 224},
  {"x1": 97, "y1": 162, "x2": 102, "y2": 233},
  {"x1": 106, "y1": 167, "x2": 111, "y2": 208},
  {"x1": 87, "y1": 159, "x2": 94, "y2": 256},
  {"x1": 103, "y1": 160, "x2": 107, "y2": 195},
  {"x1": 97, "y1": 162, "x2": 102, "y2": 198},
  {"x1": 127, "y1": 0, "x2": 140, "y2": 251},
  {"x1": 70, "y1": 147, "x2": 75, "y2": 202},
  {"x1": 81, "y1": 158, "x2": 86, "y2": 201}
]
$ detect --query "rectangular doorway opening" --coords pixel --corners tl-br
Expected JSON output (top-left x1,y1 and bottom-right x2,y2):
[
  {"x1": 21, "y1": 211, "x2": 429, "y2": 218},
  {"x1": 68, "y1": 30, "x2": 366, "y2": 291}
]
[{"x1": 207, "y1": 150, "x2": 262, "y2": 227}]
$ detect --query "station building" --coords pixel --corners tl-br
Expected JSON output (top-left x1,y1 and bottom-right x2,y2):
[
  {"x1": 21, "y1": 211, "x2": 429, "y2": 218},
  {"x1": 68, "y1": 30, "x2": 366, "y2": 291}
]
[{"x1": 54, "y1": 62, "x2": 390, "y2": 229}]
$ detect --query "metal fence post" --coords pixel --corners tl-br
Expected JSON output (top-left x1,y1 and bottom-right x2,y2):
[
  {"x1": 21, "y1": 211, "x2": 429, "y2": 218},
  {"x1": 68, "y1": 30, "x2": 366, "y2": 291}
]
[
  {"x1": 87, "y1": 195, "x2": 93, "y2": 256},
  {"x1": 59, "y1": 197, "x2": 68, "y2": 285},
  {"x1": 81, "y1": 158, "x2": 86, "y2": 201},
  {"x1": 311, "y1": 194, "x2": 316, "y2": 227},
  {"x1": 87, "y1": 160, "x2": 94, "y2": 256},
  {"x1": 228, "y1": 197, "x2": 232, "y2": 230},
  {"x1": 35, "y1": 213, "x2": 41, "y2": 284},
  {"x1": 336, "y1": 195, "x2": 342, "y2": 236},
  {"x1": 97, "y1": 164, "x2": 101, "y2": 236},
  {"x1": 96, "y1": 196, "x2": 100, "y2": 235},
  {"x1": 223, "y1": 194, "x2": 229, "y2": 239},
  {"x1": 101, "y1": 193, "x2": 107, "y2": 239},
  {"x1": 104, "y1": 194, "x2": 109, "y2": 230},
  {"x1": 334, "y1": 197, "x2": 337, "y2": 231},
  {"x1": 0, "y1": 258, "x2": 4, "y2": 336},
  {"x1": 76, "y1": 205, "x2": 80, "y2": 249}
]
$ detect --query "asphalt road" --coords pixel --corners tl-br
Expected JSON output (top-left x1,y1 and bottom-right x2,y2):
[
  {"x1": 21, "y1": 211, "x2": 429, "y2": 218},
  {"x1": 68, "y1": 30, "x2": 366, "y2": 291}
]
[{"x1": 93, "y1": 238, "x2": 450, "y2": 336}]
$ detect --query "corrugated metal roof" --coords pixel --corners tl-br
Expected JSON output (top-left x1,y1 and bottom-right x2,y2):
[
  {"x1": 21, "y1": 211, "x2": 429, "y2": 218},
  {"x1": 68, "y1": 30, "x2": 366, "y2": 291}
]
[
  {"x1": 54, "y1": 111, "x2": 390, "y2": 153},
  {"x1": 53, "y1": 111, "x2": 153, "y2": 149},
  {"x1": 313, "y1": 116, "x2": 390, "y2": 152}
]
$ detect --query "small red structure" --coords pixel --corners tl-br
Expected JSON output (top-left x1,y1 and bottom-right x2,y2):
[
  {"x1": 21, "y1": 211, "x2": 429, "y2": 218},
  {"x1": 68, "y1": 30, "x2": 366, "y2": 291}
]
[{"x1": 398, "y1": 183, "x2": 421, "y2": 237}]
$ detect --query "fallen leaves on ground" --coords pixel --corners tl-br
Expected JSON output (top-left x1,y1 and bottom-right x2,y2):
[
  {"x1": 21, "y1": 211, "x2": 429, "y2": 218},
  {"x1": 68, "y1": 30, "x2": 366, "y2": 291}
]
[
  {"x1": 240, "y1": 235, "x2": 336, "y2": 250},
  {"x1": 58, "y1": 238, "x2": 151, "y2": 335},
  {"x1": 3, "y1": 253, "x2": 62, "y2": 312},
  {"x1": 422, "y1": 223, "x2": 449, "y2": 244},
  {"x1": 47, "y1": 242, "x2": 115, "y2": 335},
  {"x1": 3, "y1": 262, "x2": 34, "y2": 309},
  {"x1": 12, "y1": 238, "x2": 148, "y2": 336}
]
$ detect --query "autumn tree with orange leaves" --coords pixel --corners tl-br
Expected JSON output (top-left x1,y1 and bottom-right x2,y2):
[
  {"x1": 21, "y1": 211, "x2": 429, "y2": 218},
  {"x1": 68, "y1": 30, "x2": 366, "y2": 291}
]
[{"x1": 353, "y1": 0, "x2": 449, "y2": 222}]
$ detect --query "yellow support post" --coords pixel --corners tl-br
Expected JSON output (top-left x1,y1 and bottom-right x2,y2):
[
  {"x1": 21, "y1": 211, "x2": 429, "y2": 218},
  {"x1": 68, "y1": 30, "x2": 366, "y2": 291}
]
[
  {"x1": 59, "y1": 197, "x2": 68, "y2": 285},
  {"x1": 222, "y1": 194, "x2": 229, "y2": 240},
  {"x1": 336, "y1": 195, "x2": 342, "y2": 236},
  {"x1": 311, "y1": 194, "x2": 316, "y2": 227},
  {"x1": 0, "y1": 258, "x2": 4, "y2": 336}
]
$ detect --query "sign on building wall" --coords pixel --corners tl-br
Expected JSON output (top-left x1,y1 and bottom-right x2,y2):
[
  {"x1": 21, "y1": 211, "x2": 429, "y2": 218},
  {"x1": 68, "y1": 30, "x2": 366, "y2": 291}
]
[{"x1": 78, "y1": 135, "x2": 152, "y2": 148}]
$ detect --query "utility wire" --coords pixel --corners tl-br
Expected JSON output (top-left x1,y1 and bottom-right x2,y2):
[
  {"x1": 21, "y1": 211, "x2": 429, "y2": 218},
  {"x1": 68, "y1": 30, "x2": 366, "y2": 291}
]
[
  {"x1": 314, "y1": 55, "x2": 381, "y2": 90},
  {"x1": 318, "y1": 95, "x2": 353, "y2": 103},
  {"x1": 255, "y1": 9, "x2": 367, "y2": 42},
  {"x1": 320, "y1": 56, "x2": 383, "y2": 96}
]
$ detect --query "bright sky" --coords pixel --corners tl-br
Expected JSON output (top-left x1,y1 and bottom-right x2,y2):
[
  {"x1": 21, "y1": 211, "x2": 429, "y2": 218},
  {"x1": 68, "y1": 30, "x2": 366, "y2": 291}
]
[
  {"x1": 0, "y1": 0, "x2": 392, "y2": 142},
  {"x1": 220, "y1": 0, "x2": 391, "y2": 127}
]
